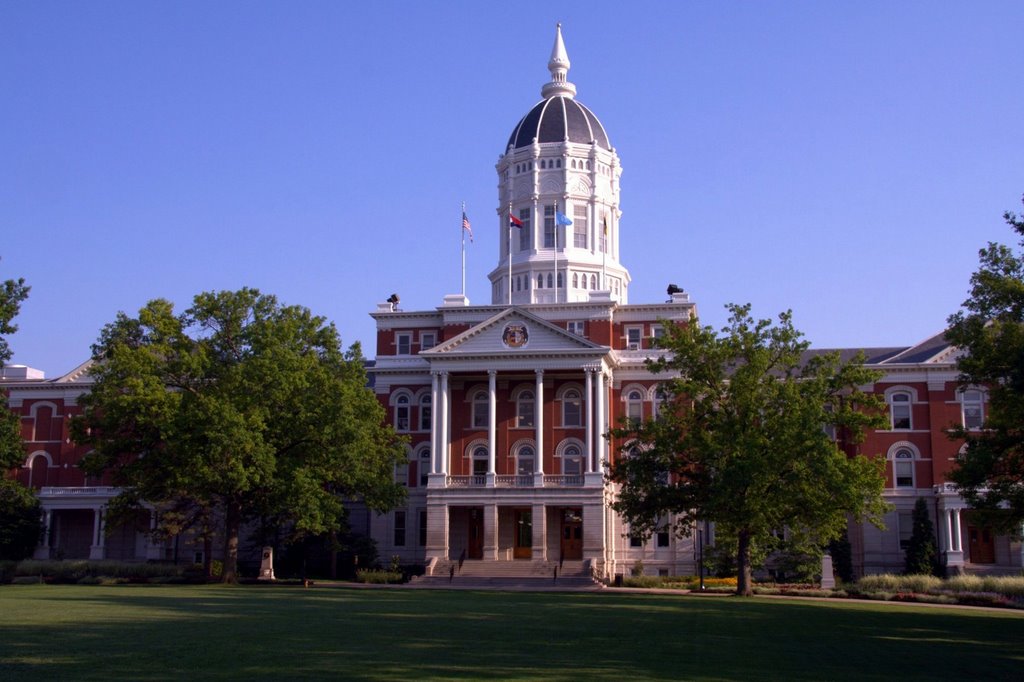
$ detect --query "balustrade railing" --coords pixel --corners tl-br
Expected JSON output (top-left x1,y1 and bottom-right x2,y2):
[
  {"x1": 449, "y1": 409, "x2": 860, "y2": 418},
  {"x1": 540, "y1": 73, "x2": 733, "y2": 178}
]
[{"x1": 444, "y1": 475, "x2": 583, "y2": 488}]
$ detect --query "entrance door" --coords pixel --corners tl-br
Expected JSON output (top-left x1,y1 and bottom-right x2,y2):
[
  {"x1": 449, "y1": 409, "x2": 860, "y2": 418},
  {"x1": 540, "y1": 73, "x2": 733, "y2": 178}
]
[
  {"x1": 968, "y1": 524, "x2": 996, "y2": 564},
  {"x1": 468, "y1": 508, "x2": 483, "y2": 559},
  {"x1": 561, "y1": 508, "x2": 583, "y2": 560},
  {"x1": 514, "y1": 509, "x2": 532, "y2": 559}
]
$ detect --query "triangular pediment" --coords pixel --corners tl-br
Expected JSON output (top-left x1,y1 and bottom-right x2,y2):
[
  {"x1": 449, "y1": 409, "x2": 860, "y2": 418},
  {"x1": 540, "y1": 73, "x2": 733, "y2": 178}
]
[{"x1": 422, "y1": 308, "x2": 606, "y2": 358}]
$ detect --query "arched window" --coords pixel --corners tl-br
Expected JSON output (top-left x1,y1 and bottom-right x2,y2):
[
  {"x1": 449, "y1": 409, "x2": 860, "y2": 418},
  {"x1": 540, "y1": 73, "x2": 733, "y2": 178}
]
[
  {"x1": 962, "y1": 389, "x2": 984, "y2": 430},
  {"x1": 471, "y1": 390, "x2": 488, "y2": 429},
  {"x1": 892, "y1": 448, "x2": 915, "y2": 488},
  {"x1": 562, "y1": 388, "x2": 582, "y2": 427},
  {"x1": 625, "y1": 389, "x2": 644, "y2": 425},
  {"x1": 418, "y1": 445, "x2": 431, "y2": 486},
  {"x1": 547, "y1": 273, "x2": 553, "y2": 289},
  {"x1": 572, "y1": 273, "x2": 579, "y2": 288},
  {"x1": 556, "y1": 159, "x2": 562, "y2": 168},
  {"x1": 514, "y1": 443, "x2": 535, "y2": 475},
  {"x1": 538, "y1": 274, "x2": 544, "y2": 289},
  {"x1": 590, "y1": 274, "x2": 597, "y2": 289},
  {"x1": 395, "y1": 459, "x2": 409, "y2": 486},
  {"x1": 562, "y1": 445, "x2": 582, "y2": 475},
  {"x1": 557, "y1": 272, "x2": 563, "y2": 288},
  {"x1": 889, "y1": 392, "x2": 912, "y2": 430},
  {"x1": 472, "y1": 445, "x2": 489, "y2": 476},
  {"x1": 419, "y1": 394, "x2": 432, "y2": 431},
  {"x1": 517, "y1": 389, "x2": 535, "y2": 428},
  {"x1": 394, "y1": 394, "x2": 410, "y2": 432}
]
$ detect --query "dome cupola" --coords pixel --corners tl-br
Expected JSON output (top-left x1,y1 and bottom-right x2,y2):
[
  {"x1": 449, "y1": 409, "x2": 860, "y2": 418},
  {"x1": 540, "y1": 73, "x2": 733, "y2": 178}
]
[{"x1": 490, "y1": 24, "x2": 630, "y2": 306}]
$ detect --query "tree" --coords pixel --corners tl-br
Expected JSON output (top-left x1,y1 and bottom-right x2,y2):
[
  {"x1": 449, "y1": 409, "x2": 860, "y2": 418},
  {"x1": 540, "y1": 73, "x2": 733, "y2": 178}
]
[
  {"x1": 946, "y1": 196, "x2": 1024, "y2": 529},
  {"x1": 610, "y1": 304, "x2": 888, "y2": 596},
  {"x1": 1, "y1": 273, "x2": 31, "y2": 470},
  {"x1": 0, "y1": 478, "x2": 42, "y2": 560},
  {"x1": 904, "y1": 497, "x2": 940, "y2": 577},
  {"x1": 74, "y1": 288, "x2": 407, "y2": 582}
]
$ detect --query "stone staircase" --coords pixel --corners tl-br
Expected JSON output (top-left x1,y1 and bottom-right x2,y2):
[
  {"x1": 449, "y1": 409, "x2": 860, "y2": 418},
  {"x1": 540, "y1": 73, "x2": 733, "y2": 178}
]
[{"x1": 411, "y1": 559, "x2": 602, "y2": 589}]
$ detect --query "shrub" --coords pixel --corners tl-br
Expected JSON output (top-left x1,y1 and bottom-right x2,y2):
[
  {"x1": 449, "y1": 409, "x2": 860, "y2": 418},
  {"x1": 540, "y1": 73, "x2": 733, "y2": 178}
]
[
  {"x1": 355, "y1": 569, "x2": 403, "y2": 584},
  {"x1": 14, "y1": 560, "x2": 185, "y2": 582},
  {"x1": 622, "y1": 575, "x2": 665, "y2": 588}
]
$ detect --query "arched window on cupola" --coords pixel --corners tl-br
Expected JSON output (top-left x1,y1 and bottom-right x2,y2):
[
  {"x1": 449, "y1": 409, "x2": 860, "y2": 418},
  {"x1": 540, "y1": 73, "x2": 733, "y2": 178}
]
[
  {"x1": 590, "y1": 274, "x2": 597, "y2": 289},
  {"x1": 572, "y1": 273, "x2": 579, "y2": 288},
  {"x1": 547, "y1": 273, "x2": 553, "y2": 288},
  {"x1": 538, "y1": 274, "x2": 544, "y2": 289}
]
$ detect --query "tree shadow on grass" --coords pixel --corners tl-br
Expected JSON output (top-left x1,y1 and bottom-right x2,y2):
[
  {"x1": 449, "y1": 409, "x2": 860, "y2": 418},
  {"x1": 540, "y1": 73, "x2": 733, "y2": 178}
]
[{"x1": 1, "y1": 587, "x2": 1022, "y2": 681}]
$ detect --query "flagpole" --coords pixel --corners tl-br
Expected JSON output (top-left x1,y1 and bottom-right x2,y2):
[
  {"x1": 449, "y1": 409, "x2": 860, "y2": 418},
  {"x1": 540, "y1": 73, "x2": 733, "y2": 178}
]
[
  {"x1": 553, "y1": 204, "x2": 558, "y2": 303},
  {"x1": 507, "y1": 202, "x2": 513, "y2": 305},
  {"x1": 461, "y1": 201, "x2": 466, "y2": 298}
]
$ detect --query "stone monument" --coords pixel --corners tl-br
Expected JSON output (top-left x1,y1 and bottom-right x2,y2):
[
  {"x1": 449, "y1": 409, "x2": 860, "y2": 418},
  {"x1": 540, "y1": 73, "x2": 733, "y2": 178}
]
[{"x1": 258, "y1": 546, "x2": 275, "y2": 581}]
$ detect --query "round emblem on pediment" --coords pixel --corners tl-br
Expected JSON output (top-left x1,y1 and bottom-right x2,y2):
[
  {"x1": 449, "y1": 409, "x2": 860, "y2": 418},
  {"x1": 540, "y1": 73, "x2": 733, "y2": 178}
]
[{"x1": 501, "y1": 322, "x2": 529, "y2": 349}]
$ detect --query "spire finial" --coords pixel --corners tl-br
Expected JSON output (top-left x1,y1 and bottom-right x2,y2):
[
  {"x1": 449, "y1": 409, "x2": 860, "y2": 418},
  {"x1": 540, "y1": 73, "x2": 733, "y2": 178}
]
[{"x1": 541, "y1": 23, "x2": 576, "y2": 100}]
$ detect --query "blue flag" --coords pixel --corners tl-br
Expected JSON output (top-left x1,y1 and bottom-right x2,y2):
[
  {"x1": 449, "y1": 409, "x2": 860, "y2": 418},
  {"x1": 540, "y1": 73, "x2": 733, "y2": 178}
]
[{"x1": 556, "y1": 212, "x2": 573, "y2": 226}]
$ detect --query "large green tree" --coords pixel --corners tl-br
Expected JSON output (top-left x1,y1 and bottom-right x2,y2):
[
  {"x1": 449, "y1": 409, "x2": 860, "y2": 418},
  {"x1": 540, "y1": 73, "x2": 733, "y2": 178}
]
[
  {"x1": 1, "y1": 272, "x2": 41, "y2": 560},
  {"x1": 1, "y1": 273, "x2": 31, "y2": 470},
  {"x1": 946, "y1": 197, "x2": 1024, "y2": 529},
  {"x1": 74, "y1": 288, "x2": 406, "y2": 582},
  {"x1": 610, "y1": 304, "x2": 888, "y2": 596}
]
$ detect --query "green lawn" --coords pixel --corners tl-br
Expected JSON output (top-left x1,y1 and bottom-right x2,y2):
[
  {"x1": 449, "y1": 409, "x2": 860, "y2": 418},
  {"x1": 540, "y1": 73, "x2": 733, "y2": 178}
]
[{"x1": 1, "y1": 585, "x2": 1022, "y2": 681}]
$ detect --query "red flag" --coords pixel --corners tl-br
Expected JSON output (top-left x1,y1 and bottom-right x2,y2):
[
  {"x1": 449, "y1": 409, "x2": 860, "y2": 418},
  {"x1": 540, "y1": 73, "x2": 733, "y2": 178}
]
[{"x1": 509, "y1": 211, "x2": 523, "y2": 229}]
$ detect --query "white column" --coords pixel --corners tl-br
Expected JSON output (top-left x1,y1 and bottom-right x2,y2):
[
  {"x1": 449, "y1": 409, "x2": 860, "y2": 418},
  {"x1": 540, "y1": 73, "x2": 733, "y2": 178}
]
[
  {"x1": 89, "y1": 506, "x2": 106, "y2": 560},
  {"x1": 535, "y1": 370, "x2": 544, "y2": 475},
  {"x1": 440, "y1": 371, "x2": 450, "y2": 476},
  {"x1": 946, "y1": 509, "x2": 955, "y2": 552},
  {"x1": 34, "y1": 509, "x2": 52, "y2": 559},
  {"x1": 952, "y1": 508, "x2": 962, "y2": 552},
  {"x1": 532, "y1": 504, "x2": 547, "y2": 561},
  {"x1": 585, "y1": 369, "x2": 594, "y2": 473},
  {"x1": 487, "y1": 370, "x2": 497, "y2": 486},
  {"x1": 430, "y1": 371, "x2": 440, "y2": 473},
  {"x1": 484, "y1": 504, "x2": 499, "y2": 561},
  {"x1": 595, "y1": 370, "x2": 607, "y2": 471}
]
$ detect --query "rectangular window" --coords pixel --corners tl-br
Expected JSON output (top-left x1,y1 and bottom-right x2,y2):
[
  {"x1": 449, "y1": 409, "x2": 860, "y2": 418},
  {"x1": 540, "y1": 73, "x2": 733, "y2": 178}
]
[
  {"x1": 962, "y1": 390, "x2": 984, "y2": 430},
  {"x1": 630, "y1": 533, "x2": 643, "y2": 548},
  {"x1": 394, "y1": 511, "x2": 406, "y2": 547},
  {"x1": 395, "y1": 463, "x2": 409, "y2": 487},
  {"x1": 419, "y1": 403, "x2": 431, "y2": 431},
  {"x1": 890, "y1": 393, "x2": 912, "y2": 429},
  {"x1": 898, "y1": 511, "x2": 913, "y2": 550},
  {"x1": 567, "y1": 321, "x2": 585, "y2": 336},
  {"x1": 544, "y1": 205, "x2": 555, "y2": 248},
  {"x1": 626, "y1": 326, "x2": 642, "y2": 351},
  {"x1": 895, "y1": 459, "x2": 914, "y2": 488},
  {"x1": 519, "y1": 208, "x2": 531, "y2": 251},
  {"x1": 396, "y1": 333, "x2": 411, "y2": 356},
  {"x1": 419, "y1": 449, "x2": 430, "y2": 486},
  {"x1": 420, "y1": 332, "x2": 436, "y2": 351},
  {"x1": 651, "y1": 325, "x2": 665, "y2": 342},
  {"x1": 573, "y1": 206, "x2": 588, "y2": 248},
  {"x1": 656, "y1": 517, "x2": 670, "y2": 548},
  {"x1": 418, "y1": 510, "x2": 427, "y2": 547}
]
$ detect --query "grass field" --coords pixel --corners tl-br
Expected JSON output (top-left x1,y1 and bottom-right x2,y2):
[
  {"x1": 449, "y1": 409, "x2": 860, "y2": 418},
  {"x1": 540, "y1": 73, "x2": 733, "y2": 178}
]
[{"x1": 1, "y1": 585, "x2": 1022, "y2": 681}]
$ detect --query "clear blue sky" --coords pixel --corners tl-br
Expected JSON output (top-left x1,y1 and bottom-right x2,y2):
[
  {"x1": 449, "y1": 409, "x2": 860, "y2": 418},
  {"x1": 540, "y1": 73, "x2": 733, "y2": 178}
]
[{"x1": 3, "y1": 2, "x2": 1023, "y2": 376}]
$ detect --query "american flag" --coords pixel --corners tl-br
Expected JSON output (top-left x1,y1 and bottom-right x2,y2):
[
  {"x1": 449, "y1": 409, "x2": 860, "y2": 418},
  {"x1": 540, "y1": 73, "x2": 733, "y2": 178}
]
[{"x1": 462, "y1": 212, "x2": 473, "y2": 242}]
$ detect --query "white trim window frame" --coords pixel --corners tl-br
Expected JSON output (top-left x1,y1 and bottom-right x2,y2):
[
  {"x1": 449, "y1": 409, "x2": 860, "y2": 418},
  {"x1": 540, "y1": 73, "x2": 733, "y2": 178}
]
[
  {"x1": 396, "y1": 333, "x2": 412, "y2": 356},
  {"x1": 889, "y1": 391, "x2": 913, "y2": 430},
  {"x1": 625, "y1": 326, "x2": 642, "y2": 351},
  {"x1": 961, "y1": 389, "x2": 984, "y2": 430}
]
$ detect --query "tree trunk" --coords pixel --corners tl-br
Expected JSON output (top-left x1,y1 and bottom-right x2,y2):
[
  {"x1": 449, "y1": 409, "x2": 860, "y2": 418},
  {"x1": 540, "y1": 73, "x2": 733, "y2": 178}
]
[
  {"x1": 736, "y1": 529, "x2": 753, "y2": 596},
  {"x1": 222, "y1": 499, "x2": 241, "y2": 584}
]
